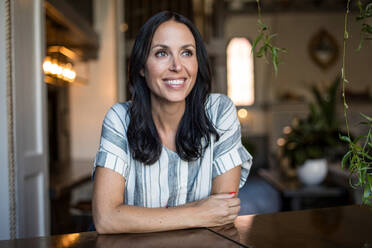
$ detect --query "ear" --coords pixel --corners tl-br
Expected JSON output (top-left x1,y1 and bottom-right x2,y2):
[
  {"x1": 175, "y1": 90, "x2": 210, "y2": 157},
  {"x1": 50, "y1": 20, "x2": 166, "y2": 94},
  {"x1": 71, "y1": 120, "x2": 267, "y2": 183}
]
[{"x1": 140, "y1": 68, "x2": 145, "y2": 77}]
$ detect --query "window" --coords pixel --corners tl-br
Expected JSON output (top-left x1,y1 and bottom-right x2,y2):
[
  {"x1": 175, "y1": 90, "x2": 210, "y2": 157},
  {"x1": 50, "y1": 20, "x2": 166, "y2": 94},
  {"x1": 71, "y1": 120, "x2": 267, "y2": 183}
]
[{"x1": 227, "y1": 38, "x2": 254, "y2": 106}]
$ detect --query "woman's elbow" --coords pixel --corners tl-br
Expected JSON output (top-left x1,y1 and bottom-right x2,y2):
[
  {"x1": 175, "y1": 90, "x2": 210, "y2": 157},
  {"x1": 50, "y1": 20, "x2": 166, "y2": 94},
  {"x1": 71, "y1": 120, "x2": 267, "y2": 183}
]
[
  {"x1": 93, "y1": 210, "x2": 115, "y2": 234},
  {"x1": 94, "y1": 221, "x2": 109, "y2": 234}
]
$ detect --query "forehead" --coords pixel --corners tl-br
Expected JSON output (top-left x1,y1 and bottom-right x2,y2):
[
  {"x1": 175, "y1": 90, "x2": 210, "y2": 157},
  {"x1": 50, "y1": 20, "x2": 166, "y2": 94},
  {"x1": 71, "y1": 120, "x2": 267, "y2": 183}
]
[{"x1": 151, "y1": 20, "x2": 196, "y2": 46}]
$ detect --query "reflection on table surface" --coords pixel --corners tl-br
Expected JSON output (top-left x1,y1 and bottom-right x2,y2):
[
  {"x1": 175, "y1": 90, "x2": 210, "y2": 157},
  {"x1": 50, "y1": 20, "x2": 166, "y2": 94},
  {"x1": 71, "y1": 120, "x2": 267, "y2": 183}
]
[
  {"x1": 210, "y1": 204, "x2": 372, "y2": 248},
  {"x1": 0, "y1": 228, "x2": 242, "y2": 248}
]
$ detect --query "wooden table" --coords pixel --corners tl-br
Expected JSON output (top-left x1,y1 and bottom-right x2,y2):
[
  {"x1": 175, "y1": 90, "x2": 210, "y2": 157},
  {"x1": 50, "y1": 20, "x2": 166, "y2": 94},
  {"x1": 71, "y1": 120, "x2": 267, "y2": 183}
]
[
  {"x1": 0, "y1": 228, "x2": 242, "y2": 248},
  {"x1": 210, "y1": 205, "x2": 372, "y2": 248},
  {"x1": 1, "y1": 205, "x2": 370, "y2": 248}
]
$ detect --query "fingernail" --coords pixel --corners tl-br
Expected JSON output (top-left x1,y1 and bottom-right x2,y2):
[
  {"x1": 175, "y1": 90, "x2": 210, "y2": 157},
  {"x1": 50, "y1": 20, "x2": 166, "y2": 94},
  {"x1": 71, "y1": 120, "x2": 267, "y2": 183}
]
[{"x1": 229, "y1": 192, "x2": 236, "y2": 195}]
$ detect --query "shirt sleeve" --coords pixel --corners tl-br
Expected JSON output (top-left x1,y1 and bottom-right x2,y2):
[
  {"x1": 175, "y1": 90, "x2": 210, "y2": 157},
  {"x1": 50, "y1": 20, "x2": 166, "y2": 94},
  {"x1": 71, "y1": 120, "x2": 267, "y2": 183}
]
[
  {"x1": 212, "y1": 95, "x2": 253, "y2": 188},
  {"x1": 93, "y1": 103, "x2": 130, "y2": 180}
]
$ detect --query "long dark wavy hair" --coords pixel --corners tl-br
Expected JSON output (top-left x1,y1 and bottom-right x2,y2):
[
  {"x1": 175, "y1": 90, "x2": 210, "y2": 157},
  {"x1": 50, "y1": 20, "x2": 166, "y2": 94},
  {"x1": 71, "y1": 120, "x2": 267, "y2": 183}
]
[{"x1": 127, "y1": 11, "x2": 219, "y2": 165}]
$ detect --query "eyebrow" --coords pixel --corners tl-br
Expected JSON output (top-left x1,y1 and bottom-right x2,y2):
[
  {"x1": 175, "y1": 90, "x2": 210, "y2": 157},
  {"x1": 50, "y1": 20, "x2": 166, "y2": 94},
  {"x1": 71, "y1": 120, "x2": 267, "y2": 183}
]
[{"x1": 151, "y1": 44, "x2": 196, "y2": 50}]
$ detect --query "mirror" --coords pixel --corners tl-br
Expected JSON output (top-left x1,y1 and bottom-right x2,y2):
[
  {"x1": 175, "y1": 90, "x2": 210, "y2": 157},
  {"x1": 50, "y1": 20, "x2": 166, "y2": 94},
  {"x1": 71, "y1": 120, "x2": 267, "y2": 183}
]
[{"x1": 308, "y1": 29, "x2": 339, "y2": 70}]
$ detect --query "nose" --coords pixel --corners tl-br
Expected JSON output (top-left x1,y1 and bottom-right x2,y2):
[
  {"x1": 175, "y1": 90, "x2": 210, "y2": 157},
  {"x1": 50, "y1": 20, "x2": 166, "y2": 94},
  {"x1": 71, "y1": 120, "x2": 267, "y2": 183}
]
[{"x1": 169, "y1": 55, "x2": 182, "y2": 72}]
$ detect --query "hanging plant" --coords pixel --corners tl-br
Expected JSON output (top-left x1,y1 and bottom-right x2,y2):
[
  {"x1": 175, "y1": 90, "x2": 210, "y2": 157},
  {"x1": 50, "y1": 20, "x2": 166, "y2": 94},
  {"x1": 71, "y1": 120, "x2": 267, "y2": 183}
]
[
  {"x1": 251, "y1": 0, "x2": 286, "y2": 76},
  {"x1": 252, "y1": 0, "x2": 372, "y2": 206},
  {"x1": 339, "y1": 0, "x2": 372, "y2": 206}
]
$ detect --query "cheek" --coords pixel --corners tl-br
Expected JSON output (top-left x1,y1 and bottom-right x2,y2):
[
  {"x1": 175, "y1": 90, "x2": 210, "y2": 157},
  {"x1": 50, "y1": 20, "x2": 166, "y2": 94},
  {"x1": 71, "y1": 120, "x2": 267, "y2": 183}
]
[
  {"x1": 144, "y1": 62, "x2": 160, "y2": 83},
  {"x1": 186, "y1": 59, "x2": 198, "y2": 77},
  {"x1": 145, "y1": 59, "x2": 169, "y2": 78}
]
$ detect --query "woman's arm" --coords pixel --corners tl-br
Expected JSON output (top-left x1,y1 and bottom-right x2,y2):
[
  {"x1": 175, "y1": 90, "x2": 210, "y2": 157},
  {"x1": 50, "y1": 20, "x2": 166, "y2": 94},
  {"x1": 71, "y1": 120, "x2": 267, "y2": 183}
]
[
  {"x1": 93, "y1": 167, "x2": 240, "y2": 234},
  {"x1": 210, "y1": 166, "x2": 241, "y2": 222},
  {"x1": 211, "y1": 166, "x2": 241, "y2": 195}
]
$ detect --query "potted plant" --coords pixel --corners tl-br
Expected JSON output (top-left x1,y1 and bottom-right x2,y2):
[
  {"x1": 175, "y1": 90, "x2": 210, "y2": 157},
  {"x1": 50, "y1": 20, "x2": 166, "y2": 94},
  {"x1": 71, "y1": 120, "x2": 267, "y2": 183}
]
[{"x1": 279, "y1": 77, "x2": 347, "y2": 185}]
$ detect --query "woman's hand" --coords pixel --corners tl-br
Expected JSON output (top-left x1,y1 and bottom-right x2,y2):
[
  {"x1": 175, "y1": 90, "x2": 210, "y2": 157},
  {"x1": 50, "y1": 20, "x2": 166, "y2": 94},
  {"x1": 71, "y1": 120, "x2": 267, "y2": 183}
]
[{"x1": 193, "y1": 193, "x2": 240, "y2": 227}]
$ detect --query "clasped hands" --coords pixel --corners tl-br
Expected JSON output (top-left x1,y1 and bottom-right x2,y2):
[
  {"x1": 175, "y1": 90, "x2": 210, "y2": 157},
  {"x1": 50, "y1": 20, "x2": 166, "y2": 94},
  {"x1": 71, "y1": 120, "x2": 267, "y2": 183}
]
[{"x1": 192, "y1": 193, "x2": 240, "y2": 227}]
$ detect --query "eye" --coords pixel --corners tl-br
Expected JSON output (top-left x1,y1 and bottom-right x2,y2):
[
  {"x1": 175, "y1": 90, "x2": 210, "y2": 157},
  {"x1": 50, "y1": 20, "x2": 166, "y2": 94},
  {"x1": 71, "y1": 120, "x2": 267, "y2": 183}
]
[
  {"x1": 182, "y1": 50, "x2": 193, "y2": 57},
  {"x1": 155, "y1": 50, "x2": 167, "y2": 57}
]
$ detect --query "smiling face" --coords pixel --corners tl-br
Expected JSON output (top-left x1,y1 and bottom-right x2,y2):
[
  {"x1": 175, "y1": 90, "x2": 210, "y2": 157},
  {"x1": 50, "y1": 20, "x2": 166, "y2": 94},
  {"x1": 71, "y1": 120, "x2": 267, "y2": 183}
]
[{"x1": 143, "y1": 20, "x2": 198, "y2": 106}]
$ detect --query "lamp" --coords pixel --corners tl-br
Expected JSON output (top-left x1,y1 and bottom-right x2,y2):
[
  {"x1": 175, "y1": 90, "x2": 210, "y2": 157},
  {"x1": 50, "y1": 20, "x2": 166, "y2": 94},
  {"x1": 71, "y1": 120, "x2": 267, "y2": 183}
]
[{"x1": 43, "y1": 46, "x2": 77, "y2": 84}]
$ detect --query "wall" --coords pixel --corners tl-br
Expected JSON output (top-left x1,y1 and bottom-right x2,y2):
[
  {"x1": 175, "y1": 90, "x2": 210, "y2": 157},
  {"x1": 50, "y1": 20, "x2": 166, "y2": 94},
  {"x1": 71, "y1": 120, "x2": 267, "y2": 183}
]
[
  {"x1": 225, "y1": 12, "x2": 372, "y2": 104},
  {"x1": 225, "y1": 12, "x2": 372, "y2": 140},
  {"x1": 272, "y1": 12, "x2": 371, "y2": 99},
  {"x1": 0, "y1": 0, "x2": 11, "y2": 240},
  {"x1": 70, "y1": 0, "x2": 118, "y2": 160}
]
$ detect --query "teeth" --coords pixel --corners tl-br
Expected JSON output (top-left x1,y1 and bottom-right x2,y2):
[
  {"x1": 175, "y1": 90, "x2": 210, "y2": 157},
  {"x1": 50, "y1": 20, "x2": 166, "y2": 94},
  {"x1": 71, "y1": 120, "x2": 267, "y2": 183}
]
[{"x1": 166, "y1": 79, "x2": 184, "y2": 85}]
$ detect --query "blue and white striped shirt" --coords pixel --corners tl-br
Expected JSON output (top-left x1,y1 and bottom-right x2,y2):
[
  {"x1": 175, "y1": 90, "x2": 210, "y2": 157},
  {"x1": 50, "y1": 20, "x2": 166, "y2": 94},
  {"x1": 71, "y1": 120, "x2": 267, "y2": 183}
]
[{"x1": 94, "y1": 94, "x2": 252, "y2": 208}]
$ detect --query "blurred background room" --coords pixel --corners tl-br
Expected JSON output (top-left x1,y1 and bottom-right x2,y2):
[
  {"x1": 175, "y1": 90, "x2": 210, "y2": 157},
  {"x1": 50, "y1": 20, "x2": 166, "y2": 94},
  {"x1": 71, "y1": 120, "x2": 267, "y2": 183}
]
[{"x1": 1, "y1": 0, "x2": 371, "y2": 240}]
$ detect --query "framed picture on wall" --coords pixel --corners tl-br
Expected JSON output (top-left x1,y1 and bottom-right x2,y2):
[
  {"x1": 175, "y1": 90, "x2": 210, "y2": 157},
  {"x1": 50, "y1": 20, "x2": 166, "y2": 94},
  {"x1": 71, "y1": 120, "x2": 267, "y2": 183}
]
[{"x1": 308, "y1": 29, "x2": 339, "y2": 70}]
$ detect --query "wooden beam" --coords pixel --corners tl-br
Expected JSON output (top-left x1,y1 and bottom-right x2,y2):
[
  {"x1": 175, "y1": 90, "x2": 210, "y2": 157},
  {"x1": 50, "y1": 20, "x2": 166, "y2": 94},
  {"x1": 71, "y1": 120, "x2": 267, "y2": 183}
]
[{"x1": 45, "y1": 0, "x2": 99, "y2": 60}]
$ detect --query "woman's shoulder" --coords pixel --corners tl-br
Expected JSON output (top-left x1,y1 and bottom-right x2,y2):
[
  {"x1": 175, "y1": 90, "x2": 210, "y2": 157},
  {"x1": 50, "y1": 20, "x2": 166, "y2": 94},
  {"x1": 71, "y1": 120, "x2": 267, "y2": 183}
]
[
  {"x1": 206, "y1": 93, "x2": 235, "y2": 116},
  {"x1": 104, "y1": 101, "x2": 132, "y2": 129},
  {"x1": 110, "y1": 101, "x2": 132, "y2": 113}
]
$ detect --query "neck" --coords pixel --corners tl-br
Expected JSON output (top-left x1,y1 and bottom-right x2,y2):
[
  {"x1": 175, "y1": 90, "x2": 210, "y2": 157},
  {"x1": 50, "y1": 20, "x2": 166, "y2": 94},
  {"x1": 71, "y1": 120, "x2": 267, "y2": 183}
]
[{"x1": 151, "y1": 100, "x2": 185, "y2": 133}]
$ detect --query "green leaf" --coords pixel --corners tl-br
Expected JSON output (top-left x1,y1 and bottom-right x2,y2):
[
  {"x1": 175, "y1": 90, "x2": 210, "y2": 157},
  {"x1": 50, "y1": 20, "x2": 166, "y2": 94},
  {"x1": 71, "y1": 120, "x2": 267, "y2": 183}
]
[
  {"x1": 361, "y1": 113, "x2": 372, "y2": 122},
  {"x1": 363, "y1": 183, "x2": 371, "y2": 202},
  {"x1": 272, "y1": 47, "x2": 279, "y2": 76},
  {"x1": 342, "y1": 150, "x2": 352, "y2": 170},
  {"x1": 362, "y1": 24, "x2": 372, "y2": 34},
  {"x1": 273, "y1": 48, "x2": 279, "y2": 63},
  {"x1": 362, "y1": 152, "x2": 372, "y2": 160},
  {"x1": 252, "y1": 32, "x2": 264, "y2": 55},
  {"x1": 256, "y1": 45, "x2": 266, "y2": 58},
  {"x1": 366, "y1": 3, "x2": 372, "y2": 12},
  {"x1": 360, "y1": 121, "x2": 370, "y2": 125},
  {"x1": 339, "y1": 134, "x2": 351, "y2": 143},
  {"x1": 356, "y1": 167, "x2": 371, "y2": 171},
  {"x1": 353, "y1": 135, "x2": 365, "y2": 145},
  {"x1": 351, "y1": 143, "x2": 363, "y2": 152},
  {"x1": 273, "y1": 60, "x2": 278, "y2": 76},
  {"x1": 268, "y1": 33, "x2": 278, "y2": 40}
]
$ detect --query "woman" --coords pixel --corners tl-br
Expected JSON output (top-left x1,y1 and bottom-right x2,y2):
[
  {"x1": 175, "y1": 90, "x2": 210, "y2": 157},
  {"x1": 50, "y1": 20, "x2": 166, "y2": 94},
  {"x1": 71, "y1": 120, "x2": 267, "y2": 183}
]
[{"x1": 92, "y1": 11, "x2": 252, "y2": 234}]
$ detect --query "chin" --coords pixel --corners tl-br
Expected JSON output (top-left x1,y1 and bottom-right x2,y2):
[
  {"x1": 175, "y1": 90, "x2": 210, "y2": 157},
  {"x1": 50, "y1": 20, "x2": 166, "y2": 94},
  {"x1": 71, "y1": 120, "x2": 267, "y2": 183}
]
[
  {"x1": 151, "y1": 89, "x2": 193, "y2": 104},
  {"x1": 165, "y1": 95, "x2": 188, "y2": 103}
]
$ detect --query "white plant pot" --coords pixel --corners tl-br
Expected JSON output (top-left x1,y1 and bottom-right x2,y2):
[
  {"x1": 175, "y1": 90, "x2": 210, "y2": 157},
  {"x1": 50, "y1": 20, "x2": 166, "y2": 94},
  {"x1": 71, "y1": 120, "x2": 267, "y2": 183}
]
[{"x1": 297, "y1": 158, "x2": 328, "y2": 186}]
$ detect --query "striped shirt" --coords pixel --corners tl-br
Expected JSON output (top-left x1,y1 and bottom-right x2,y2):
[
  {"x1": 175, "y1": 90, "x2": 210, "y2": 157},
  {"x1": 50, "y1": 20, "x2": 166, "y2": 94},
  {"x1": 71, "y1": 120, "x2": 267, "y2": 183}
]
[{"x1": 93, "y1": 94, "x2": 252, "y2": 208}]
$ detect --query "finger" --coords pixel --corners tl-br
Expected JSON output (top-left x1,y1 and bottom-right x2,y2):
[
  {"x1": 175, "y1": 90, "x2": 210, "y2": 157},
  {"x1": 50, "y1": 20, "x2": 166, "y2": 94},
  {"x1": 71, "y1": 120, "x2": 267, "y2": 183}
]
[
  {"x1": 227, "y1": 213, "x2": 238, "y2": 222},
  {"x1": 222, "y1": 215, "x2": 237, "y2": 225},
  {"x1": 226, "y1": 198, "x2": 240, "y2": 207},
  {"x1": 228, "y1": 205, "x2": 241, "y2": 215},
  {"x1": 221, "y1": 223, "x2": 235, "y2": 230}
]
